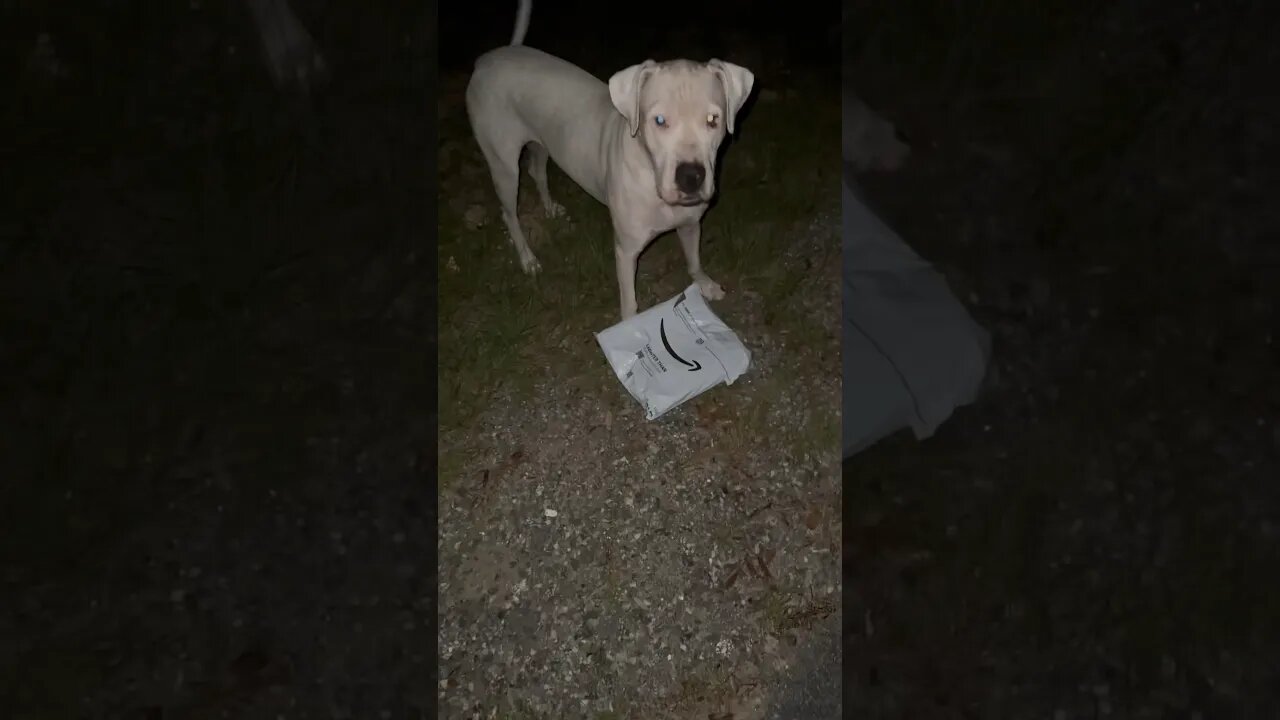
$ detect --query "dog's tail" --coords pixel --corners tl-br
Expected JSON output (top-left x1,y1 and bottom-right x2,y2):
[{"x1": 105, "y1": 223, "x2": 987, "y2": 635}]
[{"x1": 511, "y1": 0, "x2": 532, "y2": 46}]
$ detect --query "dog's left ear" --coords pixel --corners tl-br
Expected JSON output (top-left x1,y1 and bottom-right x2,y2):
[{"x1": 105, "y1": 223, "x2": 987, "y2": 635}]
[
  {"x1": 609, "y1": 60, "x2": 658, "y2": 137},
  {"x1": 707, "y1": 60, "x2": 755, "y2": 134}
]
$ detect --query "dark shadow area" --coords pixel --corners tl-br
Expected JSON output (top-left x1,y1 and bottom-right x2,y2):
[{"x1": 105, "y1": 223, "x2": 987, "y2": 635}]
[
  {"x1": 844, "y1": 0, "x2": 1280, "y2": 716},
  {"x1": 1, "y1": 2, "x2": 435, "y2": 716},
  {"x1": 439, "y1": 0, "x2": 840, "y2": 78}
]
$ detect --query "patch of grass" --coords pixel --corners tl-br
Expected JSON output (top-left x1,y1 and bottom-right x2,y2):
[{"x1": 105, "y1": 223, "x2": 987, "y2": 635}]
[
  {"x1": 437, "y1": 441, "x2": 482, "y2": 490},
  {"x1": 795, "y1": 398, "x2": 842, "y2": 464},
  {"x1": 437, "y1": 72, "x2": 840, "y2": 470},
  {"x1": 713, "y1": 354, "x2": 840, "y2": 468}
]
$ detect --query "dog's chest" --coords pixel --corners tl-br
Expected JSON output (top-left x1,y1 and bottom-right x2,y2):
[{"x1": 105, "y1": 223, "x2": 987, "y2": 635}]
[{"x1": 638, "y1": 202, "x2": 705, "y2": 238}]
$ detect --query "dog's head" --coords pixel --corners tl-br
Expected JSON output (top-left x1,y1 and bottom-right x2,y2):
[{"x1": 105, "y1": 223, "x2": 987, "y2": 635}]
[{"x1": 609, "y1": 58, "x2": 755, "y2": 206}]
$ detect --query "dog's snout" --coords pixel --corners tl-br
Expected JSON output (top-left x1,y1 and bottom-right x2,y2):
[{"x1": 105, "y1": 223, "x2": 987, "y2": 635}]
[{"x1": 675, "y1": 162, "x2": 706, "y2": 194}]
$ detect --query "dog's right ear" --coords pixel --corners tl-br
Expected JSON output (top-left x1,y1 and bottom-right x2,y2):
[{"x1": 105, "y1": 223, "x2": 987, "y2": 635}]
[
  {"x1": 609, "y1": 61, "x2": 658, "y2": 137},
  {"x1": 708, "y1": 60, "x2": 755, "y2": 135}
]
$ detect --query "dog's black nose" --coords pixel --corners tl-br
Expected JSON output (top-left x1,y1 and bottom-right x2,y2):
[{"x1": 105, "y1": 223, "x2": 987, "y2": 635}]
[{"x1": 675, "y1": 162, "x2": 706, "y2": 194}]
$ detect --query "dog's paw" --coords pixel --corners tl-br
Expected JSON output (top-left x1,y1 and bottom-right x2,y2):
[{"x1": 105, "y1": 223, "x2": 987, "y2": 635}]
[
  {"x1": 695, "y1": 274, "x2": 725, "y2": 300},
  {"x1": 520, "y1": 254, "x2": 543, "y2": 274}
]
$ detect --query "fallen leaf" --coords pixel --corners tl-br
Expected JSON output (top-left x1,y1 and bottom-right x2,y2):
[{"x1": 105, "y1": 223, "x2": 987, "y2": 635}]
[{"x1": 804, "y1": 506, "x2": 822, "y2": 530}]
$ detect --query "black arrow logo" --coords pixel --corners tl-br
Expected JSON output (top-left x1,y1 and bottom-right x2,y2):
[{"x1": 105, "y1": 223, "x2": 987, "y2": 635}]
[{"x1": 659, "y1": 318, "x2": 701, "y2": 372}]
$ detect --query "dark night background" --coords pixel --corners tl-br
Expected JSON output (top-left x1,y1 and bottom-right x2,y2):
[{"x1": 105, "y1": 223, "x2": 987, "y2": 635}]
[
  {"x1": 439, "y1": 1, "x2": 840, "y2": 75},
  {"x1": 845, "y1": 0, "x2": 1280, "y2": 717},
  {"x1": 2, "y1": 1, "x2": 435, "y2": 716}
]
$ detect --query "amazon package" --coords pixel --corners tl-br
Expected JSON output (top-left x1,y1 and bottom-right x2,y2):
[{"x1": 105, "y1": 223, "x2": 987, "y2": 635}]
[{"x1": 596, "y1": 283, "x2": 751, "y2": 420}]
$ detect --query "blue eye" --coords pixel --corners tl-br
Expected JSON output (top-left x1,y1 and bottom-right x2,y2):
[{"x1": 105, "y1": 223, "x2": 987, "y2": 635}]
[{"x1": 654, "y1": 115, "x2": 666, "y2": 127}]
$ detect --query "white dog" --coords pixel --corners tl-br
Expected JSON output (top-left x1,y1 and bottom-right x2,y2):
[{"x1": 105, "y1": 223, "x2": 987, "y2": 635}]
[{"x1": 465, "y1": 0, "x2": 755, "y2": 319}]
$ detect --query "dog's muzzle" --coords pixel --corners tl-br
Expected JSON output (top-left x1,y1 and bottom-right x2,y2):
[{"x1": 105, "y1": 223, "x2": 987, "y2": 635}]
[
  {"x1": 675, "y1": 161, "x2": 706, "y2": 193},
  {"x1": 671, "y1": 161, "x2": 708, "y2": 205}
]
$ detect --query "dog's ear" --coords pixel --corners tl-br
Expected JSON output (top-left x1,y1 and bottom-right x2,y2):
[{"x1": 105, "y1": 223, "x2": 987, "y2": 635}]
[
  {"x1": 707, "y1": 60, "x2": 755, "y2": 134},
  {"x1": 609, "y1": 60, "x2": 658, "y2": 137}
]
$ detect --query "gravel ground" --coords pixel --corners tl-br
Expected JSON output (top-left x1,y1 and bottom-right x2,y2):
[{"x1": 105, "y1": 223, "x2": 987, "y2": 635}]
[
  {"x1": 437, "y1": 210, "x2": 842, "y2": 719},
  {"x1": 844, "y1": 1, "x2": 1280, "y2": 716}
]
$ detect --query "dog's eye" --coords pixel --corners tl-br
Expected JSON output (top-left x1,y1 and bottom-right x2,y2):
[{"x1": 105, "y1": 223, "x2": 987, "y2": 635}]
[
  {"x1": 706, "y1": 113, "x2": 719, "y2": 128},
  {"x1": 654, "y1": 114, "x2": 666, "y2": 127}
]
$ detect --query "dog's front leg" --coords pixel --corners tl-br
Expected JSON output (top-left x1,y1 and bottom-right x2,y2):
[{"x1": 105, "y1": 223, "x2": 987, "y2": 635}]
[
  {"x1": 677, "y1": 223, "x2": 725, "y2": 300},
  {"x1": 614, "y1": 237, "x2": 642, "y2": 320}
]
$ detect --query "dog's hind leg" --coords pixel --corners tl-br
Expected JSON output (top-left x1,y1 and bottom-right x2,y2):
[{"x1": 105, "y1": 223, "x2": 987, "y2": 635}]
[
  {"x1": 525, "y1": 142, "x2": 566, "y2": 219},
  {"x1": 477, "y1": 138, "x2": 542, "y2": 274}
]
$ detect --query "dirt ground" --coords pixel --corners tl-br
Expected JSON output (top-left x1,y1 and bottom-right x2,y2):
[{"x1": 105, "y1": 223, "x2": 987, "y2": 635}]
[
  {"x1": 844, "y1": 1, "x2": 1280, "y2": 717},
  {"x1": 2, "y1": 3, "x2": 435, "y2": 717}
]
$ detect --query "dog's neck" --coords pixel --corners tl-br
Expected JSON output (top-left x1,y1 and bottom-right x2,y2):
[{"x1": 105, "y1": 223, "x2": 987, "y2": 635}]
[{"x1": 607, "y1": 118, "x2": 657, "y2": 195}]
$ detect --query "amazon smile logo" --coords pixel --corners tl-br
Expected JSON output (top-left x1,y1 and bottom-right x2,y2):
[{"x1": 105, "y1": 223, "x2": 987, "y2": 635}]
[{"x1": 659, "y1": 318, "x2": 701, "y2": 372}]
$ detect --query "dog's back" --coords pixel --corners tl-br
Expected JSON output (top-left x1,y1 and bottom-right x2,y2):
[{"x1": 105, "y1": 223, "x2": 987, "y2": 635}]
[
  {"x1": 466, "y1": 46, "x2": 619, "y2": 201},
  {"x1": 469, "y1": 46, "x2": 606, "y2": 104},
  {"x1": 465, "y1": 0, "x2": 615, "y2": 167}
]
